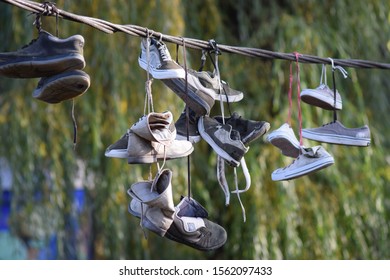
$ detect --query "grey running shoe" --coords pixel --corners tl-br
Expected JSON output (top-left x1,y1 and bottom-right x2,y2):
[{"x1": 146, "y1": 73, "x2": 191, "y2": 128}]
[
  {"x1": 0, "y1": 30, "x2": 85, "y2": 78},
  {"x1": 271, "y1": 146, "x2": 334, "y2": 181},
  {"x1": 266, "y1": 123, "x2": 301, "y2": 158},
  {"x1": 127, "y1": 130, "x2": 194, "y2": 164},
  {"x1": 175, "y1": 106, "x2": 201, "y2": 143},
  {"x1": 192, "y1": 70, "x2": 244, "y2": 102},
  {"x1": 198, "y1": 116, "x2": 248, "y2": 167},
  {"x1": 32, "y1": 70, "x2": 90, "y2": 103},
  {"x1": 214, "y1": 112, "x2": 270, "y2": 145},
  {"x1": 164, "y1": 197, "x2": 227, "y2": 251},
  {"x1": 162, "y1": 71, "x2": 215, "y2": 116},
  {"x1": 138, "y1": 38, "x2": 185, "y2": 79},
  {"x1": 302, "y1": 120, "x2": 371, "y2": 146},
  {"x1": 105, "y1": 129, "x2": 131, "y2": 158},
  {"x1": 301, "y1": 84, "x2": 342, "y2": 110},
  {"x1": 128, "y1": 195, "x2": 226, "y2": 251}
]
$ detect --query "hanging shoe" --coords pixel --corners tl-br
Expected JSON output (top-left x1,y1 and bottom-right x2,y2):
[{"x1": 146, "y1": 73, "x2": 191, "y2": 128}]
[
  {"x1": 271, "y1": 146, "x2": 334, "y2": 181},
  {"x1": 214, "y1": 112, "x2": 270, "y2": 145},
  {"x1": 131, "y1": 111, "x2": 176, "y2": 146},
  {"x1": 138, "y1": 38, "x2": 185, "y2": 79},
  {"x1": 174, "y1": 106, "x2": 201, "y2": 143},
  {"x1": 191, "y1": 70, "x2": 244, "y2": 102},
  {"x1": 302, "y1": 120, "x2": 371, "y2": 146},
  {"x1": 128, "y1": 195, "x2": 227, "y2": 251},
  {"x1": 198, "y1": 116, "x2": 248, "y2": 167},
  {"x1": 127, "y1": 169, "x2": 175, "y2": 236},
  {"x1": 162, "y1": 70, "x2": 215, "y2": 116},
  {"x1": 127, "y1": 130, "x2": 193, "y2": 164},
  {"x1": 266, "y1": 123, "x2": 301, "y2": 158},
  {"x1": 301, "y1": 84, "x2": 342, "y2": 110},
  {"x1": 164, "y1": 196, "x2": 227, "y2": 251},
  {"x1": 0, "y1": 30, "x2": 85, "y2": 78},
  {"x1": 32, "y1": 70, "x2": 90, "y2": 103}
]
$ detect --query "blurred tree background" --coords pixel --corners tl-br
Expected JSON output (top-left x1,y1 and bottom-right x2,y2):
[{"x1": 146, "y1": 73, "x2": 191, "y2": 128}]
[{"x1": 0, "y1": 0, "x2": 389, "y2": 259}]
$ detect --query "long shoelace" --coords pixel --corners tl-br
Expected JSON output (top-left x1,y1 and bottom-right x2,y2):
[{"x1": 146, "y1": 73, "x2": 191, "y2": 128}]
[
  {"x1": 328, "y1": 58, "x2": 348, "y2": 122},
  {"x1": 294, "y1": 52, "x2": 303, "y2": 147}
]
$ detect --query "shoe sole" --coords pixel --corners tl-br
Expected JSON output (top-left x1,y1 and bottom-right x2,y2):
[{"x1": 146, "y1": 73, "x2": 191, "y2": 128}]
[
  {"x1": 267, "y1": 134, "x2": 301, "y2": 158},
  {"x1": 271, "y1": 156, "x2": 334, "y2": 181},
  {"x1": 32, "y1": 72, "x2": 90, "y2": 103},
  {"x1": 0, "y1": 53, "x2": 85, "y2": 78},
  {"x1": 104, "y1": 149, "x2": 128, "y2": 159},
  {"x1": 138, "y1": 58, "x2": 185, "y2": 79},
  {"x1": 301, "y1": 91, "x2": 342, "y2": 110},
  {"x1": 214, "y1": 91, "x2": 244, "y2": 102},
  {"x1": 198, "y1": 117, "x2": 241, "y2": 167},
  {"x1": 162, "y1": 78, "x2": 214, "y2": 116},
  {"x1": 302, "y1": 130, "x2": 370, "y2": 146},
  {"x1": 176, "y1": 133, "x2": 201, "y2": 144},
  {"x1": 127, "y1": 146, "x2": 194, "y2": 164}
]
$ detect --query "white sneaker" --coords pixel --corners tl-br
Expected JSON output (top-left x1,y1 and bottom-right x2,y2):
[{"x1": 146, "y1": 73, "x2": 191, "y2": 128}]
[
  {"x1": 301, "y1": 84, "x2": 342, "y2": 110},
  {"x1": 266, "y1": 123, "x2": 301, "y2": 158},
  {"x1": 271, "y1": 146, "x2": 334, "y2": 181}
]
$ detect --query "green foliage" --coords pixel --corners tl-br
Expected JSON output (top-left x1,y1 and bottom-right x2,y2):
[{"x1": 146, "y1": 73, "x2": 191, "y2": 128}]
[{"x1": 0, "y1": 0, "x2": 389, "y2": 259}]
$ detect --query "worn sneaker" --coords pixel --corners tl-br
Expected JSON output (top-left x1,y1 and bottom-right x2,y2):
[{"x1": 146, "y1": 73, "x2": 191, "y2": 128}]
[
  {"x1": 165, "y1": 196, "x2": 227, "y2": 251},
  {"x1": 198, "y1": 116, "x2": 248, "y2": 167},
  {"x1": 301, "y1": 84, "x2": 342, "y2": 110},
  {"x1": 266, "y1": 123, "x2": 301, "y2": 158},
  {"x1": 175, "y1": 106, "x2": 201, "y2": 143},
  {"x1": 0, "y1": 30, "x2": 85, "y2": 78},
  {"x1": 162, "y1": 71, "x2": 215, "y2": 116},
  {"x1": 214, "y1": 112, "x2": 270, "y2": 145},
  {"x1": 302, "y1": 120, "x2": 371, "y2": 146},
  {"x1": 105, "y1": 129, "x2": 131, "y2": 158},
  {"x1": 138, "y1": 38, "x2": 185, "y2": 79},
  {"x1": 190, "y1": 70, "x2": 244, "y2": 102},
  {"x1": 271, "y1": 146, "x2": 334, "y2": 181},
  {"x1": 127, "y1": 130, "x2": 193, "y2": 164},
  {"x1": 32, "y1": 70, "x2": 90, "y2": 103}
]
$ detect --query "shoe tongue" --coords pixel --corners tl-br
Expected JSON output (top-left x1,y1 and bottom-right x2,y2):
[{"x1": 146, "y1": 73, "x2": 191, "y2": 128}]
[
  {"x1": 180, "y1": 216, "x2": 206, "y2": 232},
  {"x1": 176, "y1": 196, "x2": 208, "y2": 218},
  {"x1": 230, "y1": 129, "x2": 241, "y2": 141}
]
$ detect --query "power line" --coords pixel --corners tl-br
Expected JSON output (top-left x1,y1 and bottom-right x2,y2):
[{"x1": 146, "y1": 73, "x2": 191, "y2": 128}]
[{"x1": 2, "y1": 0, "x2": 390, "y2": 70}]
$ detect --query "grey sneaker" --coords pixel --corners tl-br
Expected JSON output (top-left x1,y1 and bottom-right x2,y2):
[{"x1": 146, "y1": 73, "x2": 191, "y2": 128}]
[
  {"x1": 128, "y1": 195, "x2": 226, "y2": 251},
  {"x1": 105, "y1": 129, "x2": 131, "y2": 158},
  {"x1": 32, "y1": 70, "x2": 90, "y2": 103},
  {"x1": 302, "y1": 120, "x2": 371, "y2": 146},
  {"x1": 266, "y1": 123, "x2": 302, "y2": 158},
  {"x1": 175, "y1": 106, "x2": 201, "y2": 143},
  {"x1": 0, "y1": 30, "x2": 85, "y2": 78},
  {"x1": 164, "y1": 197, "x2": 227, "y2": 251},
  {"x1": 301, "y1": 84, "x2": 342, "y2": 110},
  {"x1": 127, "y1": 130, "x2": 194, "y2": 164},
  {"x1": 138, "y1": 38, "x2": 185, "y2": 79},
  {"x1": 192, "y1": 70, "x2": 244, "y2": 102},
  {"x1": 162, "y1": 71, "x2": 215, "y2": 116},
  {"x1": 198, "y1": 116, "x2": 248, "y2": 167},
  {"x1": 214, "y1": 112, "x2": 270, "y2": 145},
  {"x1": 271, "y1": 146, "x2": 334, "y2": 181}
]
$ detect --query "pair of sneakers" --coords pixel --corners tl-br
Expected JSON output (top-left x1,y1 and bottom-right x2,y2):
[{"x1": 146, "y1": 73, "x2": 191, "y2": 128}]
[
  {"x1": 138, "y1": 38, "x2": 244, "y2": 116},
  {"x1": 127, "y1": 169, "x2": 227, "y2": 251},
  {"x1": 105, "y1": 111, "x2": 193, "y2": 163},
  {"x1": 300, "y1": 68, "x2": 371, "y2": 147},
  {"x1": 0, "y1": 30, "x2": 90, "y2": 103},
  {"x1": 198, "y1": 113, "x2": 270, "y2": 167},
  {"x1": 267, "y1": 123, "x2": 335, "y2": 181}
]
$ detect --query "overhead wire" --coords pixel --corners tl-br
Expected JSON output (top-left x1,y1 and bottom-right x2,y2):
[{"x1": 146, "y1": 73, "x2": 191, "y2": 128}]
[{"x1": 1, "y1": 0, "x2": 390, "y2": 70}]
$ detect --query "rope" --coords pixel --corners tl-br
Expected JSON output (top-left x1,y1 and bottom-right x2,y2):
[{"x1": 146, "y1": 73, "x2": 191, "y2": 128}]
[{"x1": 1, "y1": 0, "x2": 390, "y2": 70}]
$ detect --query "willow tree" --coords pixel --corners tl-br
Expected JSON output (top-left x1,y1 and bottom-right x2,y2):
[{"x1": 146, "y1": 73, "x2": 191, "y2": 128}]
[{"x1": 0, "y1": 0, "x2": 389, "y2": 259}]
